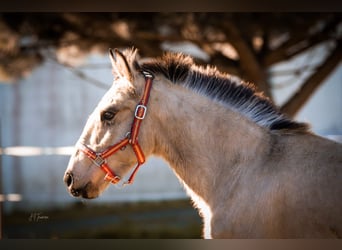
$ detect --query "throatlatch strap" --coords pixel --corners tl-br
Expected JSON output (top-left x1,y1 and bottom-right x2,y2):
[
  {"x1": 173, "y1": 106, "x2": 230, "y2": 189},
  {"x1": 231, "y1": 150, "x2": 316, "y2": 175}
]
[{"x1": 123, "y1": 74, "x2": 153, "y2": 184}]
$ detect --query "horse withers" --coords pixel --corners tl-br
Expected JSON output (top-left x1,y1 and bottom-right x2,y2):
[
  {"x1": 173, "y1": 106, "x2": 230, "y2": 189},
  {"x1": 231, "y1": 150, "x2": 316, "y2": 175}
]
[{"x1": 64, "y1": 48, "x2": 342, "y2": 238}]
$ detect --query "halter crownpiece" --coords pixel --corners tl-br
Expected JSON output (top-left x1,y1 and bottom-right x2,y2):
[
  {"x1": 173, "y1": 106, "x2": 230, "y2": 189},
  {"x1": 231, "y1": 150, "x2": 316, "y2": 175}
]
[{"x1": 78, "y1": 71, "x2": 154, "y2": 185}]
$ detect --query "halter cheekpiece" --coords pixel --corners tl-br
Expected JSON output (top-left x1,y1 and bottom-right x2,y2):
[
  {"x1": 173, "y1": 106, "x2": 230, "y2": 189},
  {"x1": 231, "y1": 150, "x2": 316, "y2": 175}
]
[{"x1": 77, "y1": 71, "x2": 154, "y2": 186}]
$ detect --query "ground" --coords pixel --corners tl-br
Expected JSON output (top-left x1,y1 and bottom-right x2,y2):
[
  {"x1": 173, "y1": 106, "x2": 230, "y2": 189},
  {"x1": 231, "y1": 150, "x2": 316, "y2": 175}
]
[{"x1": 2, "y1": 199, "x2": 202, "y2": 238}]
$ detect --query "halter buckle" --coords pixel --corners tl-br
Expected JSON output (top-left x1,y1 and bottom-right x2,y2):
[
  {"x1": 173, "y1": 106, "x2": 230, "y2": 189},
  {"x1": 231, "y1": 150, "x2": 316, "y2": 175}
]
[
  {"x1": 135, "y1": 104, "x2": 147, "y2": 120},
  {"x1": 93, "y1": 155, "x2": 105, "y2": 167},
  {"x1": 104, "y1": 174, "x2": 121, "y2": 184}
]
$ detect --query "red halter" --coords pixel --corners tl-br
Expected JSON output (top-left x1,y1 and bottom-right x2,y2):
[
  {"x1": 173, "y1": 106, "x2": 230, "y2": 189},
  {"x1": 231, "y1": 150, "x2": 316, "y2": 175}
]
[{"x1": 77, "y1": 71, "x2": 154, "y2": 185}]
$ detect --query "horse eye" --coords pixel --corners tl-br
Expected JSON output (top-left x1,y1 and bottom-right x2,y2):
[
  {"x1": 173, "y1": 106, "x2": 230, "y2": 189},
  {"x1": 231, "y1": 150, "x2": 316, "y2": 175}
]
[{"x1": 101, "y1": 111, "x2": 116, "y2": 121}]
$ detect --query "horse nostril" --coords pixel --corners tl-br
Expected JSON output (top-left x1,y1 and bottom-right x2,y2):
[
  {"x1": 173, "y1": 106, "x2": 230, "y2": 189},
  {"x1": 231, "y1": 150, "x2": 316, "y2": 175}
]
[{"x1": 64, "y1": 172, "x2": 73, "y2": 187}]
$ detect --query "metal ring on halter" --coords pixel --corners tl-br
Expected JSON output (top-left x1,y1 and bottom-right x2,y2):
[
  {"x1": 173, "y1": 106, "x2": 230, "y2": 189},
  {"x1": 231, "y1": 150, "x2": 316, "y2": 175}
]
[
  {"x1": 125, "y1": 132, "x2": 131, "y2": 138},
  {"x1": 142, "y1": 70, "x2": 154, "y2": 79},
  {"x1": 93, "y1": 154, "x2": 106, "y2": 167},
  {"x1": 135, "y1": 104, "x2": 147, "y2": 120},
  {"x1": 104, "y1": 174, "x2": 121, "y2": 184}
]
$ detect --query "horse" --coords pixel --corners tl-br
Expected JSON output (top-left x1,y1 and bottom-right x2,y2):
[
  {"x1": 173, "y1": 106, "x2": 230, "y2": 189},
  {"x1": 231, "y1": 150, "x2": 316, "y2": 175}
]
[{"x1": 64, "y1": 48, "x2": 342, "y2": 238}]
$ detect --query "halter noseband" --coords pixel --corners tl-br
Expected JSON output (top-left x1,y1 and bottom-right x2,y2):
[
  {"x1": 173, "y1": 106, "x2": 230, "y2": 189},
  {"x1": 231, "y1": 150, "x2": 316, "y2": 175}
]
[{"x1": 77, "y1": 71, "x2": 154, "y2": 185}]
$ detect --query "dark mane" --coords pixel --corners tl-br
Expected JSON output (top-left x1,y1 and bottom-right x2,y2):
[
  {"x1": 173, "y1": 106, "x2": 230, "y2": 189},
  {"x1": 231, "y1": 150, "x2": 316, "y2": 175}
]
[{"x1": 140, "y1": 52, "x2": 309, "y2": 132}]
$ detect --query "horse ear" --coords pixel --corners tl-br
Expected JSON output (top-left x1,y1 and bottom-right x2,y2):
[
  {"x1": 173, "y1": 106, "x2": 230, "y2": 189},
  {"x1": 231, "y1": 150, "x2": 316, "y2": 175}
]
[{"x1": 109, "y1": 48, "x2": 133, "y2": 81}]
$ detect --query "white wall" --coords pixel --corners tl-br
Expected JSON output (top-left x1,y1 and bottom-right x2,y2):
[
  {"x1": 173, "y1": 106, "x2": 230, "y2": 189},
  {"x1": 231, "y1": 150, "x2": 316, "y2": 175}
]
[{"x1": 296, "y1": 67, "x2": 342, "y2": 136}]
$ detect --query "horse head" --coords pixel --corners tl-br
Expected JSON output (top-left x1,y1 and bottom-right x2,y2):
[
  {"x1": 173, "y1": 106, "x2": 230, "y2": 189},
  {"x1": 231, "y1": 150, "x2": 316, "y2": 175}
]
[{"x1": 63, "y1": 48, "x2": 153, "y2": 199}]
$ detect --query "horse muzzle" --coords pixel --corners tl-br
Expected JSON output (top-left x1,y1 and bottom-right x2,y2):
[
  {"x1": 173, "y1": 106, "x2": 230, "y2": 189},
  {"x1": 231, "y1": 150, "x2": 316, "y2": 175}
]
[{"x1": 63, "y1": 172, "x2": 98, "y2": 199}]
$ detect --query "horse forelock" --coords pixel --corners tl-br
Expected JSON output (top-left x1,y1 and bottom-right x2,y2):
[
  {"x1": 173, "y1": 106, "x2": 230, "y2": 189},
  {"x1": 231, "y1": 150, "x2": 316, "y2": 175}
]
[{"x1": 138, "y1": 51, "x2": 309, "y2": 133}]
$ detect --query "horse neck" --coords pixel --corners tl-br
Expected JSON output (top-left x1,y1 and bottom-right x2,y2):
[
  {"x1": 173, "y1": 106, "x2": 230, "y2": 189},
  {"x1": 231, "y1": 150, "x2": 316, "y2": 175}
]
[{"x1": 144, "y1": 79, "x2": 271, "y2": 204}]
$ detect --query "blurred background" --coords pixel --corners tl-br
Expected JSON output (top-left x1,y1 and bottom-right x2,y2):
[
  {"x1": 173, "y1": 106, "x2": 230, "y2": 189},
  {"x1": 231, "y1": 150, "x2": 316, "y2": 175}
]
[{"x1": 0, "y1": 13, "x2": 341, "y2": 238}]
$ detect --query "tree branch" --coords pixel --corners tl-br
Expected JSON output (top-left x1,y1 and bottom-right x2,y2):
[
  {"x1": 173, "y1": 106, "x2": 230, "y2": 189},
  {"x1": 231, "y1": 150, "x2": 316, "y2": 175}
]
[
  {"x1": 263, "y1": 17, "x2": 340, "y2": 67},
  {"x1": 280, "y1": 40, "x2": 341, "y2": 117},
  {"x1": 221, "y1": 20, "x2": 272, "y2": 98},
  {"x1": 209, "y1": 52, "x2": 241, "y2": 76}
]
